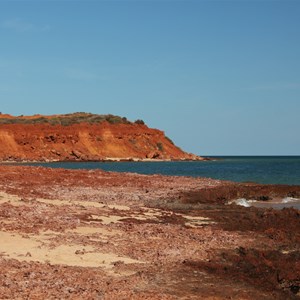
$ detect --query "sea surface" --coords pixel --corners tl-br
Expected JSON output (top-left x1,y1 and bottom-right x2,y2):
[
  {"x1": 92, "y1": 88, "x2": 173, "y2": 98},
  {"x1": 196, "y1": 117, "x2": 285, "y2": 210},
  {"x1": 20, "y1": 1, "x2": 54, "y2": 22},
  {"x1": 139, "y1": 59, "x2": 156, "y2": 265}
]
[
  {"x1": 26, "y1": 156, "x2": 300, "y2": 185},
  {"x1": 19, "y1": 156, "x2": 300, "y2": 210}
]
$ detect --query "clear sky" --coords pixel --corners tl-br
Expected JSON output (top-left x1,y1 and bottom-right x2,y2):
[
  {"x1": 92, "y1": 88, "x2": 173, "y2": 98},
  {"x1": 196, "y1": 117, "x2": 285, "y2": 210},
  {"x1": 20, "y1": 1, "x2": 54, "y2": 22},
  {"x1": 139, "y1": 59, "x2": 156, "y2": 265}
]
[{"x1": 0, "y1": 0, "x2": 299, "y2": 155}]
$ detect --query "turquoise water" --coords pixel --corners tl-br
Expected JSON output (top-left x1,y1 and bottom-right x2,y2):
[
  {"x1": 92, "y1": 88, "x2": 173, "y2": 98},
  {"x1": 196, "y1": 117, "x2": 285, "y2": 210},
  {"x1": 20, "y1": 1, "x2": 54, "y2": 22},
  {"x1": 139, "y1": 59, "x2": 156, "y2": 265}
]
[{"x1": 26, "y1": 156, "x2": 300, "y2": 185}]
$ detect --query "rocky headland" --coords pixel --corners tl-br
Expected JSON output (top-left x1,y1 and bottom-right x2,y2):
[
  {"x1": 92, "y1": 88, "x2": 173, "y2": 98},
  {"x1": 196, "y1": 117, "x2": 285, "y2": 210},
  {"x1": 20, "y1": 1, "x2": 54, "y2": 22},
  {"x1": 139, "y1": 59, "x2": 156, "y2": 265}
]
[
  {"x1": 0, "y1": 112, "x2": 204, "y2": 162},
  {"x1": 0, "y1": 112, "x2": 299, "y2": 299}
]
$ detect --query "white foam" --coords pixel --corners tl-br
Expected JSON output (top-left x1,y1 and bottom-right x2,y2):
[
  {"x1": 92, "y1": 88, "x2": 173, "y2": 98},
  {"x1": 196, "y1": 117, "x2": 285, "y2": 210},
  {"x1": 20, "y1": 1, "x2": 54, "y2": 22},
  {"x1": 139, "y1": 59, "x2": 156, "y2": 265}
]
[
  {"x1": 232, "y1": 198, "x2": 251, "y2": 207},
  {"x1": 282, "y1": 197, "x2": 300, "y2": 203}
]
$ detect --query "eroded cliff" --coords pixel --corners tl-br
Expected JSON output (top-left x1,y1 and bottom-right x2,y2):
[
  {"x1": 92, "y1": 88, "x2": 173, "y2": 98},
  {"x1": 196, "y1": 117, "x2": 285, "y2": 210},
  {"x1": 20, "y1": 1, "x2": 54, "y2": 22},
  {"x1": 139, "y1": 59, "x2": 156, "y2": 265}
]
[{"x1": 0, "y1": 113, "x2": 203, "y2": 162}]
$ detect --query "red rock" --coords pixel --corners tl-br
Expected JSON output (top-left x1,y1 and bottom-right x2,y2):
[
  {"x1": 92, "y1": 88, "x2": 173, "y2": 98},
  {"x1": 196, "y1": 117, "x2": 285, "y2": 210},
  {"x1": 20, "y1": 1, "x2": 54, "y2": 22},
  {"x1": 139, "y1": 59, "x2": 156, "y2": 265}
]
[{"x1": 0, "y1": 113, "x2": 204, "y2": 162}]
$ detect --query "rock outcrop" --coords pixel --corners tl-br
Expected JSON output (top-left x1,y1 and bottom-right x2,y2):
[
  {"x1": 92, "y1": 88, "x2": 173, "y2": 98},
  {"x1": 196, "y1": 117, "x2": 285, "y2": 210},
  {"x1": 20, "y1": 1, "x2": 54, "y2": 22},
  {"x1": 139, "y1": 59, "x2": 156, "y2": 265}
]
[{"x1": 0, "y1": 112, "x2": 204, "y2": 162}]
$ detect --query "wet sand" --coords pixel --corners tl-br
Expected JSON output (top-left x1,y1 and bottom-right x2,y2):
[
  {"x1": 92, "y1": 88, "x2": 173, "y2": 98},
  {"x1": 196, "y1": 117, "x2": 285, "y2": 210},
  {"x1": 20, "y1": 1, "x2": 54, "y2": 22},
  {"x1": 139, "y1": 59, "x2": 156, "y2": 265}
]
[{"x1": 0, "y1": 165, "x2": 299, "y2": 299}]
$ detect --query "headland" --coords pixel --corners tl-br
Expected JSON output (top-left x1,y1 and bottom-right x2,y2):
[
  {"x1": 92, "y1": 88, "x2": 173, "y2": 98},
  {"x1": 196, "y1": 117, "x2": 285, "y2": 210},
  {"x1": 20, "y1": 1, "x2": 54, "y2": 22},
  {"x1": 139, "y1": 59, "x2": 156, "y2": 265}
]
[{"x1": 0, "y1": 112, "x2": 205, "y2": 162}]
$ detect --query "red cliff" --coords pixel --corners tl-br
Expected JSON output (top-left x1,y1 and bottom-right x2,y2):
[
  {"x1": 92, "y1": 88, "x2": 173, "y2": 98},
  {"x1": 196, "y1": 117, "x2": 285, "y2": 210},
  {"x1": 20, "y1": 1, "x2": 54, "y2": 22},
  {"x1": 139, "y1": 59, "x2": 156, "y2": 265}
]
[{"x1": 0, "y1": 113, "x2": 203, "y2": 162}]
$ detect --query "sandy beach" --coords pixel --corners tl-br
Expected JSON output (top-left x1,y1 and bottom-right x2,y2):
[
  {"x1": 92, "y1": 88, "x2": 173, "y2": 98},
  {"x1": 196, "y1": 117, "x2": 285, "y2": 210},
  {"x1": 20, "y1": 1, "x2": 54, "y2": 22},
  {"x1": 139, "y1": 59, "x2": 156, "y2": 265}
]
[{"x1": 0, "y1": 165, "x2": 299, "y2": 299}]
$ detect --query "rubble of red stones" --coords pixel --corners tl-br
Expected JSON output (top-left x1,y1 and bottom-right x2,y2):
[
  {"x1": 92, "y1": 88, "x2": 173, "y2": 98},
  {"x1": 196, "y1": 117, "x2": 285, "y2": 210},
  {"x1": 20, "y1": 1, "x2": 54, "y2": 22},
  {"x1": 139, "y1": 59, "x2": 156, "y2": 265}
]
[{"x1": 0, "y1": 165, "x2": 299, "y2": 299}]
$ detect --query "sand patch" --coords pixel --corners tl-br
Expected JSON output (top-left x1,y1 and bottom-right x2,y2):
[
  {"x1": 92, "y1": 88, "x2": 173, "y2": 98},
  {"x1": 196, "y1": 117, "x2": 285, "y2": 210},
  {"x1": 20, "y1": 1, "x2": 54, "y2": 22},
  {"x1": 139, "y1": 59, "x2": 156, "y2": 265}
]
[
  {"x1": 178, "y1": 214, "x2": 214, "y2": 228},
  {"x1": 0, "y1": 191, "x2": 129, "y2": 211},
  {"x1": 0, "y1": 192, "x2": 24, "y2": 206},
  {"x1": 0, "y1": 191, "x2": 213, "y2": 228},
  {"x1": 125, "y1": 207, "x2": 214, "y2": 227},
  {"x1": 36, "y1": 197, "x2": 130, "y2": 210},
  {"x1": 86, "y1": 215, "x2": 124, "y2": 225},
  {"x1": 67, "y1": 226, "x2": 121, "y2": 236},
  {"x1": 81, "y1": 207, "x2": 215, "y2": 227},
  {"x1": 0, "y1": 230, "x2": 143, "y2": 270}
]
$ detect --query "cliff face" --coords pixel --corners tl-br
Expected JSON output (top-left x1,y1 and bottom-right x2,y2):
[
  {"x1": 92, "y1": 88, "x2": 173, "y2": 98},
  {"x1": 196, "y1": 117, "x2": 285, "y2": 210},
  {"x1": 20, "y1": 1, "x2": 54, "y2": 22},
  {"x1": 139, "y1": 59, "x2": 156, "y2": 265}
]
[{"x1": 0, "y1": 113, "x2": 202, "y2": 162}]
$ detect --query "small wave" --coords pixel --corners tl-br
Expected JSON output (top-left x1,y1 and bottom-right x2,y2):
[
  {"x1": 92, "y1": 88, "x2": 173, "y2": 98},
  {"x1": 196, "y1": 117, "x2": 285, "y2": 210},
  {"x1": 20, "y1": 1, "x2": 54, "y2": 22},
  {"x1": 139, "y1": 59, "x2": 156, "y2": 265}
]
[
  {"x1": 282, "y1": 197, "x2": 300, "y2": 203},
  {"x1": 228, "y1": 197, "x2": 300, "y2": 210},
  {"x1": 231, "y1": 198, "x2": 251, "y2": 207}
]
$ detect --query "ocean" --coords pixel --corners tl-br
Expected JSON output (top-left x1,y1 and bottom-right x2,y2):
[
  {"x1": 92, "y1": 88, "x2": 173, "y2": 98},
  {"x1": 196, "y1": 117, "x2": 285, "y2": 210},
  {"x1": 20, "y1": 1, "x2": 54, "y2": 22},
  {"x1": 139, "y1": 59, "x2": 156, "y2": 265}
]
[
  {"x1": 18, "y1": 156, "x2": 300, "y2": 210},
  {"x1": 26, "y1": 156, "x2": 300, "y2": 185}
]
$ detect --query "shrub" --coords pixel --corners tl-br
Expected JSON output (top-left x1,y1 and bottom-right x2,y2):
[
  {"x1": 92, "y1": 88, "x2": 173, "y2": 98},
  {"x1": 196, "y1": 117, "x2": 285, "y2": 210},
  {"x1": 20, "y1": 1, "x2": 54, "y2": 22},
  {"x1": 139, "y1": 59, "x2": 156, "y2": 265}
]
[{"x1": 135, "y1": 119, "x2": 145, "y2": 125}]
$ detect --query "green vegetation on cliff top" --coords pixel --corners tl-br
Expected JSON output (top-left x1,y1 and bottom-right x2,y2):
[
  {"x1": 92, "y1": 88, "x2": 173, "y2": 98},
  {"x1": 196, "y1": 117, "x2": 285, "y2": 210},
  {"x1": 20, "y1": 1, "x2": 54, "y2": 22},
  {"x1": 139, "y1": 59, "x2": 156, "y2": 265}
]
[{"x1": 0, "y1": 112, "x2": 145, "y2": 126}]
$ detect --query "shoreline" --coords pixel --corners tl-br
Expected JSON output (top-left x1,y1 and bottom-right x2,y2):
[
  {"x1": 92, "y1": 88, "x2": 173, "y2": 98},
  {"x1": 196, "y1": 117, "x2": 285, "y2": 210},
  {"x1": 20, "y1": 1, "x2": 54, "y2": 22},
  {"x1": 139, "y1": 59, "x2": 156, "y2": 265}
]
[
  {"x1": 0, "y1": 165, "x2": 299, "y2": 299},
  {"x1": 2, "y1": 157, "x2": 299, "y2": 187},
  {"x1": 0, "y1": 156, "x2": 211, "y2": 164}
]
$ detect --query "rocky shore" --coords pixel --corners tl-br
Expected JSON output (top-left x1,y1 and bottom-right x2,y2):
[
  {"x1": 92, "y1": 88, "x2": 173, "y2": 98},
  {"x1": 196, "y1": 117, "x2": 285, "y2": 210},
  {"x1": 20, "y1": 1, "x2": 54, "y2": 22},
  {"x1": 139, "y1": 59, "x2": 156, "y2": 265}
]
[{"x1": 0, "y1": 165, "x2": 299, "y2": 299}]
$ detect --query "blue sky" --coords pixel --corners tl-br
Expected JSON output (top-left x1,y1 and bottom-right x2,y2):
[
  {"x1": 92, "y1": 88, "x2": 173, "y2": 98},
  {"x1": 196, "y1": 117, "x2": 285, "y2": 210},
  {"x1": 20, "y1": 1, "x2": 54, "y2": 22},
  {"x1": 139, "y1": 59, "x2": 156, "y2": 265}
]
[{"x1": 0, "y1": 0, "x2": 299, "y2": 155}]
